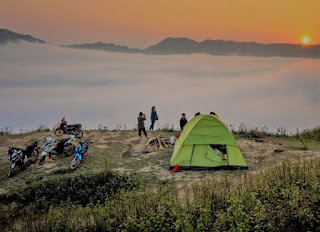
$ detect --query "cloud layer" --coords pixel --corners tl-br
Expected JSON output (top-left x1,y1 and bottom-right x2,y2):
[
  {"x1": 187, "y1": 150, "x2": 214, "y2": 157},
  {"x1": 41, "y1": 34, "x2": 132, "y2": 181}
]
[{"x1": 0, "y1": 42, "x2": 319, "y2": 132}]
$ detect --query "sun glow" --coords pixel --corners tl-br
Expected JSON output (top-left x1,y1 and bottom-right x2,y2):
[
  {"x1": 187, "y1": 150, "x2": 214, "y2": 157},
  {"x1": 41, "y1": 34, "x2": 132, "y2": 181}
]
[{"x1": 302, "y1": 36, "x2": 311, "y2": 44}]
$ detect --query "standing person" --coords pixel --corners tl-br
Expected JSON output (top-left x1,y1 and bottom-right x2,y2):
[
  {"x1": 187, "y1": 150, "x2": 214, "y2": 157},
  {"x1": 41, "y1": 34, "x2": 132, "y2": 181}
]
[
  {"x1": 149, "y1": 106, "x2": 158, "y2": 130},
  {"x1": 138, "y1": 112, "x2": 148, "y2": 138},
  {"x1": 180, "y1": 113, "x2": 188, "y2": 130}
]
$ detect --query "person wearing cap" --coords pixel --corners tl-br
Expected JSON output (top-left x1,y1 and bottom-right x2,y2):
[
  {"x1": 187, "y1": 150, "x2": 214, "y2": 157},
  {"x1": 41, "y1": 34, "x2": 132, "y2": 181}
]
[{"x1": 138, "y1": 112, "x2": 148, "y2": 138}]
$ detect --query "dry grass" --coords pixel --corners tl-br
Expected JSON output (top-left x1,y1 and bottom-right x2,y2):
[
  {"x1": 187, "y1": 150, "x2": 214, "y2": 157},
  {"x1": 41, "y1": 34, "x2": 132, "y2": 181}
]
[{"x1": 1, "y1": 130, "x2": 320, "y2": 194}]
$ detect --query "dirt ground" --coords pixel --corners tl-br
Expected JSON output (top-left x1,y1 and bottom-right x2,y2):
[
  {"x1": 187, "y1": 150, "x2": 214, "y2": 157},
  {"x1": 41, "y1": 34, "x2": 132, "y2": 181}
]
[{"x1": 0, "y1": 130, "x2": 319, "y2": 194}]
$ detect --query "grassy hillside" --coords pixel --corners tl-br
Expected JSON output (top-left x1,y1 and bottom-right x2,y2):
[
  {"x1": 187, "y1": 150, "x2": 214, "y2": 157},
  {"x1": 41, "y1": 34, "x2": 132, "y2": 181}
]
[{"x1": 0, "y1": 129, "x2": 320, "y2": 231}]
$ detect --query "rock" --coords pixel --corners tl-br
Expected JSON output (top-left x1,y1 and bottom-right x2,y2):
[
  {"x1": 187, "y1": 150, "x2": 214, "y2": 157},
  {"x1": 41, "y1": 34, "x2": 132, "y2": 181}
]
[{"x1": 141, "y1": 149, "x2": 150, "y2": 154}]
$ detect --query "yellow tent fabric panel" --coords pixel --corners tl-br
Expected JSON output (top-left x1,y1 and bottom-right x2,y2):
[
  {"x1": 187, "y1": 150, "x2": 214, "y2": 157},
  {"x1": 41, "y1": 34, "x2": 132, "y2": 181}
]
[
  {"x1": 171, "y1": 145, "x2": 193, "y2": 166},
  {"x1": 226, "y1": 145, "x2": 247, "y2": 167}
]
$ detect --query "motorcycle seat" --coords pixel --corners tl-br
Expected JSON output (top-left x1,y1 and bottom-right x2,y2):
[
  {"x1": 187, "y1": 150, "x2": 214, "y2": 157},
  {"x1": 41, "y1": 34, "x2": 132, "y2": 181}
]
[
  {"x1": 67, "y1": 124, "x2": 81, "y2": 128},
  {"x1": 24, "y1": 142, "x2": 38, "y2": 152},
  {"x1": 58, "y1": 137, "x2": 70, "y2": 145}
]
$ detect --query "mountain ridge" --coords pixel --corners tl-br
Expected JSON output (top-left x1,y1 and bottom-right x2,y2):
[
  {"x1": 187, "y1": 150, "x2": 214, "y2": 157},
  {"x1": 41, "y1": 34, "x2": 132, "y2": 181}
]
[
  {"x1": 64, "y1": 41, "x2": 142, "y2": 53},
  {"x1": 60, "y1": 36, "x2": 320, "y2": 59},
  {"x1": 0, "y1": 28, "x2": 45, "y2": 44},
  {"x1": 1, "y1": 28, "x2": 319, "y2": 59}
]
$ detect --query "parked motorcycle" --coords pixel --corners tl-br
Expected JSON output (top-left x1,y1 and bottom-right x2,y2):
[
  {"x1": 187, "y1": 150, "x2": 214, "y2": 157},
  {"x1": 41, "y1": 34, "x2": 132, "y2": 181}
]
[
  {"x1": 70, "y1": 138, "x2": 92, "y2": 170},
  {"x1": 55, "y1": 117, "x2": 83, "y2": 138},
  {"x1": 6, "y1": 141, "x2": 39, "y2": 177},
  {"x1": 39, "y1": 136, "x2": 75, "y2": 165}
]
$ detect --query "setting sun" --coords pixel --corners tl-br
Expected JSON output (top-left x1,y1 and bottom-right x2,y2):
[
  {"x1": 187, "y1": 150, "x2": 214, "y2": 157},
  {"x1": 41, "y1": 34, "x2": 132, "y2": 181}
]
[{"x1": 302, "y1": 36, "x2": 311, "y2": 44}]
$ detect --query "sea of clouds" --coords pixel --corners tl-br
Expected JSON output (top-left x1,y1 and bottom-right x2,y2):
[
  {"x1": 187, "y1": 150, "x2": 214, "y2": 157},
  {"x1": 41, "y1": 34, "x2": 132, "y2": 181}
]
[{"x1": 0, "y1": 42, "x2": 319, "y2": 132}]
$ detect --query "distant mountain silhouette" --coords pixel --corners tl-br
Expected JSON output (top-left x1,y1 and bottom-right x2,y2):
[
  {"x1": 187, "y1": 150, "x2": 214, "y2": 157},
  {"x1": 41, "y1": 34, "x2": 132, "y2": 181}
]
[
  {"x1": 0, "y1": 29, "x2": 45, "y2": 44},
  {"x1": 145, "y1": 37, "x2": 320, "y2": 58},
  {"x1": 66, "y1": 37, "x2": 320, "y2": 59},
  {"x1": 144, "y1": 37, "x2": 202, "y2": 54},
  {"x1": 1, "y1": 28, "x2": 319, "y2": 59},
  {"x1": 64, "y1": 42, "x2": 142, "y2": 53}
]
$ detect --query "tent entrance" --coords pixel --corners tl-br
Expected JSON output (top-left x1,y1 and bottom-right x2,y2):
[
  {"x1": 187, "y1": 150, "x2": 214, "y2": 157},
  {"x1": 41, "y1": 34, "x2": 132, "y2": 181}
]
[
  {"x1": 188, "y1": 144, "x2": 228, "y2": 167},
  {"x1": 209, "y1": 145, "x2": 228, "y2": 161}
]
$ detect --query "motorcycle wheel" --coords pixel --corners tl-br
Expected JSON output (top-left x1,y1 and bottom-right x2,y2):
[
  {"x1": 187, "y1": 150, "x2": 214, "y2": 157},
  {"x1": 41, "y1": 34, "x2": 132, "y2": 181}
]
[
  {"x1": 29, "y1": 150, "x2": 39, "y2": 164},
  {"x1": 70, "y1": 156, "x2": 80, "y2": 170},
  {"x1": 75, "y1": 129, "x2": 83, "y2": 138},
  {"x1": 55, "y1": 129, "x2": 64, "y2": 136},
  {"x1": 39, "y1": 156, "x2": 46, "y2": 165},
  {"x1": 64, "y1": 144, "x2": 75, "y2": 156},
  {"x1": 7, "y1": 168, "x2": 12, "y2": 178}
]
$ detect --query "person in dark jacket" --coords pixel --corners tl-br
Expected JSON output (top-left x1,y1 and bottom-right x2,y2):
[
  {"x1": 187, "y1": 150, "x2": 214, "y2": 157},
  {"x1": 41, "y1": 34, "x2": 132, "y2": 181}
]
[
  {"x1": 194, "y1": 112, "x2": 201, "y2": 117},
  {"x1": 149, "y1": 106, "x2": 158, "y2": 130},
  {"x1": 138, "y1": 112, "x2": 148, "y2": 138},
  {"x1": 180, "y1": 113, "x2": 188, "y2": 130}
]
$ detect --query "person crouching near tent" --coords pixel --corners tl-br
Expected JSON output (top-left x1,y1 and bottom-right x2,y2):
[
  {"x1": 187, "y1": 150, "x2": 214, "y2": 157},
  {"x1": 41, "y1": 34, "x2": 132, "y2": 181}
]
[
  {"x1": 149, "y1": 106, "x2": 158, "y2": 130},
  {"x1": 138, "y1": 112, "x2": 148, "y2": 138},
  {"x1": 194, "y1": 112, "x2": 201, "y2": 117},
  {"x1": 180, "y1": 113, "x2": 188, "y2": 130},
  {"x1": 210, "y1": 112, "x2": 219, "y2": 117}
]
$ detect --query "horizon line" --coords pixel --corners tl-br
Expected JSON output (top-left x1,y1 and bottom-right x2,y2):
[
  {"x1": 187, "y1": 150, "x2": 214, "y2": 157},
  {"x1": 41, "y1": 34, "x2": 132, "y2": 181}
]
[{"x1": 1, "y1": 28, "x2": 319, "y2": 48}]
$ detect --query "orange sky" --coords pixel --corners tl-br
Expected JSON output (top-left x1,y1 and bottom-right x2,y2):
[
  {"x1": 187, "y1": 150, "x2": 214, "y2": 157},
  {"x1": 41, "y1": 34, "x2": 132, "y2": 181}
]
[{"x1": 1, "y1": 0, "x2": 319, "y2": 48}]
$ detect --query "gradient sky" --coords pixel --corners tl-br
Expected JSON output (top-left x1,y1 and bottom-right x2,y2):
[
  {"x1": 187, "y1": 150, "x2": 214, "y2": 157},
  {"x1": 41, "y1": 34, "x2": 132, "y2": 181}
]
[{"x1": 1, "y1": 0, "x2": 319, "y2": 47}]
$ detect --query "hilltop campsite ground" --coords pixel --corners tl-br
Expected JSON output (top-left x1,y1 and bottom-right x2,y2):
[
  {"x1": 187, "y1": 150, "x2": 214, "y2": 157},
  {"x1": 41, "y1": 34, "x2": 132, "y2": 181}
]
[
  {"x1": 1, "y1": 129, "x2": 319, "y2": 193},
  {"x1": 0, "y1": 128, "x2": 320, "y2": 231}
]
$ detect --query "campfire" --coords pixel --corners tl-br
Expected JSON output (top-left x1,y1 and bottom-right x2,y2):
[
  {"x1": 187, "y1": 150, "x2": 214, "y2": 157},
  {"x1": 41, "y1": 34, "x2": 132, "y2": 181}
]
[{"x1": 145, "y1": 134, "x2": 169, "y2": 151}]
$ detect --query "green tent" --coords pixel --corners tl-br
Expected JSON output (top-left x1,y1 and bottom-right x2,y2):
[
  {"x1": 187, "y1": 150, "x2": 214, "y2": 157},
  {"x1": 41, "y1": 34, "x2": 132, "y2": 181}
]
[{"x1": 170, "y1": 114, "x2": 248, "y2": 170}]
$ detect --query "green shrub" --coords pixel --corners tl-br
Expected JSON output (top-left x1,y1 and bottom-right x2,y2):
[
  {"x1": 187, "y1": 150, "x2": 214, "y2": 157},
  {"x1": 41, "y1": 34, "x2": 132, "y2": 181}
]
[
  {"x1": 3, "y1": 159, "x2": 320, "y2": 231},
  {"x1": 0, "y1": 171, "x2": 139, "y2": 231}
]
